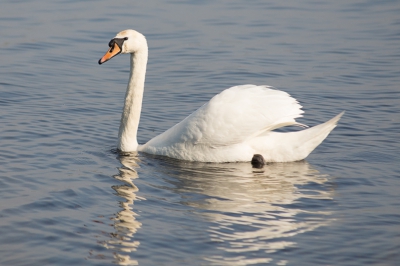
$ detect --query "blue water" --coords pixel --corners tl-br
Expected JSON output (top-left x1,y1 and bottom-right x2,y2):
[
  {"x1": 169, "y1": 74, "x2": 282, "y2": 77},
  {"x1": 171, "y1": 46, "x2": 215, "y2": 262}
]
[{"x1": 1, "y1": 0, "x2": 400, "y2": 265}]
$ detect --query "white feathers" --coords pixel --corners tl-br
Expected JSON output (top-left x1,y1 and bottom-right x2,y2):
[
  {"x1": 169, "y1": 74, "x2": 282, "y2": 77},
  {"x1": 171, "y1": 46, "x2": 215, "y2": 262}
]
[
  {"x1": 139, "y1": 85, "x2": 342, "y2": 162},
  {"x1": 142, "y1": 85, "x2": 303, "y2": 148}
]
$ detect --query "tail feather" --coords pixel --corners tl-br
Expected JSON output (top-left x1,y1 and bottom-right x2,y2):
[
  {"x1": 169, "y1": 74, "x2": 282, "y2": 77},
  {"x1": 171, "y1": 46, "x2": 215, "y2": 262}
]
[
  {"x1": 296, "y1": 111, "x2": 344, "y2": 153},
  {"x1": 253, "y1": 112, "x2": 344, "y2": 162}
]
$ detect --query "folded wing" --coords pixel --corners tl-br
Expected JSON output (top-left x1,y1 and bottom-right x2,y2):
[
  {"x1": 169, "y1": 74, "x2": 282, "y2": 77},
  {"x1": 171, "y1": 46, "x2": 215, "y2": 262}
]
[{"x1": 144, "y1": 85, "x2": 305, "y2": 149}]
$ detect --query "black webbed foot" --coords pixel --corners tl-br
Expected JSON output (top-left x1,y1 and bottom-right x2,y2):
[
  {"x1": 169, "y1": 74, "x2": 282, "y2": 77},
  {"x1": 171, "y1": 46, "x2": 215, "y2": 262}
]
[{"x1": 251, "y1": 154, "x2": 265, "y2": 168}]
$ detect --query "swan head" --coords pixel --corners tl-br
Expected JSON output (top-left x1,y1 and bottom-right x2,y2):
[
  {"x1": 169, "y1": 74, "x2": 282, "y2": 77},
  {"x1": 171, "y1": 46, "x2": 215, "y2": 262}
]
[{"x1": 98, "y1": 29, "x2": 147, "y2": 64}]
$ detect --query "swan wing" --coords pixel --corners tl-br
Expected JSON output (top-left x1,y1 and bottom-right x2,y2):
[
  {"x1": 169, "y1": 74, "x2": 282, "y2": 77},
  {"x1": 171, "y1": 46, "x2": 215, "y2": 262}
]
[{"x1": 143, "y1": 85, "x2": 304, "y2": 149}]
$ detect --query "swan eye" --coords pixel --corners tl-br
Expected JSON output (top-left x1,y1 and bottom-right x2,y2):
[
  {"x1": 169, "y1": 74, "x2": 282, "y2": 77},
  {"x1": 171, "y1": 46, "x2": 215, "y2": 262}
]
[
  {"x1": 108, "y1": 39, "x2": 115, "y2": 47},
  {"x1": 107, "y1": 38, "x2": 126, "y2": 53}
]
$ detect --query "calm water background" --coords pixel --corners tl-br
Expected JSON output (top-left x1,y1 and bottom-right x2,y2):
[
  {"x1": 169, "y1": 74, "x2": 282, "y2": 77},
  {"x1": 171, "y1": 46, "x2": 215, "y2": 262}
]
[{"x1": 1, "y1": 0, "x2": 399, "y2": 265}]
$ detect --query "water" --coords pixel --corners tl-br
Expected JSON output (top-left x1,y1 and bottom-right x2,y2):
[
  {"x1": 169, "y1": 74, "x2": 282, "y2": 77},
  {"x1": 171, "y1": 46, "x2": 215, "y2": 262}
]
[{"x1": 1, "y1": 0, "x2": 399, "y2": 265}]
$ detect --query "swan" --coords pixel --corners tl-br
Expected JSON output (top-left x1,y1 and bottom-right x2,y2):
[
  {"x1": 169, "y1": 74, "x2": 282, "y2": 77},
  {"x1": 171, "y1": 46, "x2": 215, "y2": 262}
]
[{"x1": 98, "y1": 29, "x2": 343, "y2": 163}]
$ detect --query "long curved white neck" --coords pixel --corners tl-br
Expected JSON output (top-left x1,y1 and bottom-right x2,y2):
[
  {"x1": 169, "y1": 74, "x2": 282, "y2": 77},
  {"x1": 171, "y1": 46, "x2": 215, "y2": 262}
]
[{"x1": 117, "y1": 48, "x2": 148, "y2": 151}]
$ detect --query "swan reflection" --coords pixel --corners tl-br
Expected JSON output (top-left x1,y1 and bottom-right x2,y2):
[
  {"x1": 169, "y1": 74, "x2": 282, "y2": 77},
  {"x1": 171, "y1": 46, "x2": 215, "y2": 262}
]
[
  {"x1": 103, "y1": 153, "x2": 334, "y2": 265},
  {"x1": 154, "y1": 158, "x2": 334, "y2": 265},
  {"x1": 103, "y1": 154, "x2": 142, "y2": 265}
]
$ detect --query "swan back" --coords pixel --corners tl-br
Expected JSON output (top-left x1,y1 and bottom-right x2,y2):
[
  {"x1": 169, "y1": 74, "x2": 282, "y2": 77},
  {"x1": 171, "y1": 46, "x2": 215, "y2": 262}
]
[{"x1": 140, "y1": 85, "x2": 306, "y2": 161}]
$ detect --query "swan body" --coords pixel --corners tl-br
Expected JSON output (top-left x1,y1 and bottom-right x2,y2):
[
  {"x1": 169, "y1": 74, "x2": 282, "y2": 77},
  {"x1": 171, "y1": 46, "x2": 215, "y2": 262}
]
[{"x1": 99, "y1": 29, "x2": 343, "y2": 163}]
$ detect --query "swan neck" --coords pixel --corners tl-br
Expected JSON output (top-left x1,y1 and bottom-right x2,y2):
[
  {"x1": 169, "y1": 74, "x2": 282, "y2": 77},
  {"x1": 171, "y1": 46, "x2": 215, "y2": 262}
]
[{"x1": 118, "y1": 49, "x2": 148, "y2": 151}]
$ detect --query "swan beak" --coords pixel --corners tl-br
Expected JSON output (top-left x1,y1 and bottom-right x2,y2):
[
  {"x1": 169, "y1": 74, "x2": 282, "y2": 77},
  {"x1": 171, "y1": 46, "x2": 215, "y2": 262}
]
[{"x1": 98, "y1": 43, "x2": 121, "y2": 65}]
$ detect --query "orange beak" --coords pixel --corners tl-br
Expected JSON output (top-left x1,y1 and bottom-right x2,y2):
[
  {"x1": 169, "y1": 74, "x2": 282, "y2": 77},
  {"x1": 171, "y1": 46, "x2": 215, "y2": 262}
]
[{"x1": 98, "y1": 43, "x2": 122, "y2": 64}]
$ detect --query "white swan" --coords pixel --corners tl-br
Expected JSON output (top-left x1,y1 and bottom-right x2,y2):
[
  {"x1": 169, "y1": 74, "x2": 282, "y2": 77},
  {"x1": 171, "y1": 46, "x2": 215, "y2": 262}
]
[{"x1": 99, "y1": 29, "x2": 343, "y2": 163}]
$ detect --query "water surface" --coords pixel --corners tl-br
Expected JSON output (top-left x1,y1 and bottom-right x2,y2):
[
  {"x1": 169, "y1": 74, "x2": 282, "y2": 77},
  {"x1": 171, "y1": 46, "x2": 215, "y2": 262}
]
[{"x1": 0, "y1": 0, "x2": 399, "y2": 265}]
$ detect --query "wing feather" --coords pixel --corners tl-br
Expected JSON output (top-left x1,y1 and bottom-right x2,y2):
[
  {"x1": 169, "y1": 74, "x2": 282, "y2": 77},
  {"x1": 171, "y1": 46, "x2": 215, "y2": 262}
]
[{"x1": 144, "y1": 85, "x2": 304, "y2": 149}]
